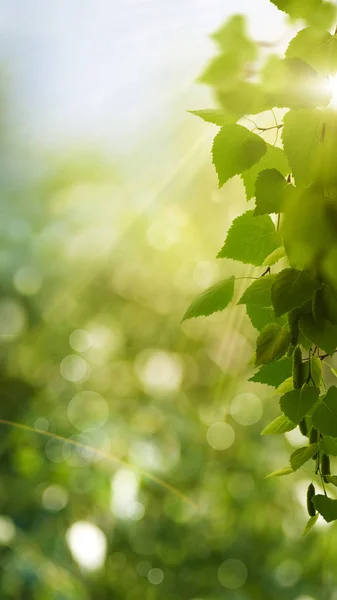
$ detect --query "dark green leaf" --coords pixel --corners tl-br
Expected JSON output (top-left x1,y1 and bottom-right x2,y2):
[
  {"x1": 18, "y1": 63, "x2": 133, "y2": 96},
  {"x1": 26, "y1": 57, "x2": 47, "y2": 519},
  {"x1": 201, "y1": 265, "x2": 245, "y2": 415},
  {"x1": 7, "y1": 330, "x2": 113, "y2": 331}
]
[
  {"x1": 312, "y1": 386, "x2": 337, "y2": 437},
  {"x1": 314, "y1": 495, "x2": 337, "y2": 522},
  {"x1": 249, "y1": 357, "x2": 292, "y2": 387},
  {"x1": 246, "y1": 305, "x2": 279, "y2": 332},
  {"x1": 182, "y1": 277, "x2": 235, "y2": 321},
  {"x1": 299, "y1": 313, "x2": 337, "y2": 355},
  {"x1": 238, "y1": 275, "x2": 275, "y2": 307},
  {"x1": 212, "y1": 125, "x2": 267, "y2": 188},
  {"x1": 217, "y1": 211, "x2": 282, "y2": 266},
  {"x1": 321, "y1": 436, "x2": 337, "y2": 456},
  {"x1": 280, "y1": 386, "x2": 319, "y2": 425},
  {"x1": 290, "y1": 443, "x2": 318, "y2": 471},
  {"x1": 256, "y1": 323, "x2": 291, "y2": 366},
  {"x1": 261, "y1": 414, "x2": 296, "y2": 435},
  {"x1": 271, "y1": 268, "x2": 320, "y2": 317}
]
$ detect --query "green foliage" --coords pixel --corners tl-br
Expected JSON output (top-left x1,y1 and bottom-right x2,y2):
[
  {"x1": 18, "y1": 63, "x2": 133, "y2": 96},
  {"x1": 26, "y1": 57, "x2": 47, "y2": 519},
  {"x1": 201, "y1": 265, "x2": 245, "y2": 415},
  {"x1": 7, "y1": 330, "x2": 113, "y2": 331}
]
[
  {"x1": 217, "y1": 211, "x2": 281, "y2": 265},
  {"x1": 249, "y1": 357, "x2": 292, "y2": 387},
  {"x1": 186, "y1": 0, "x2": 337, "y2": 528},
  {"x1": 212, "y1": 125, "x2": 267, "y2": 187},
  {"x1": 303, "y1": 513, "x2": 319, "y2": 536},
  {"x1": 255, "y1": 323, "x2": 291, "y2": 365},
  {"x1": 271, "y1": 268, "x2": 320, "y2": 317},
  {"x1": 314, "y1": 495, "x2": 337, "y2": 522},
  {"x1": 312, "y1": 386, "x2": 337, "y2": 436},
  {"x1": 270, "y1": 0, "x2": 336, "y2": 28},
  {"x1": 261, "y1": 414, "x2": 296, "y2": 434},
  {"x1": 280, "y1": 387, "x2": 319, "y2": 425},
  {"x1": 254, "y1": 169, "x2": 288, "y2": 215},
  {"x1": 182, "y1": 276, "x2": 234, "y2": 321},
  {"x1": 290, "y1": 444, "x2": 318, "y2": 471},
  {"x1": 266, "y1": 466, "x2": 293, "y2": 477},
  {"x1": 242, "y1": 145, "x2": 289, "y2": 200},
  {"x1": 286, "y1": 28, "x2": 337, "y2": 76}
]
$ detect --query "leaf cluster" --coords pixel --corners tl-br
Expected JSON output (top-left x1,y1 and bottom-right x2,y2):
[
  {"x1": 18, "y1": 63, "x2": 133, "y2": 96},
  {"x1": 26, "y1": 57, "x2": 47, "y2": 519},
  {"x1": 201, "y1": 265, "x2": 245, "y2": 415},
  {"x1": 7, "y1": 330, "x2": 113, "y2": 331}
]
[{"x1": 184, "y1": 2, "x2": 337, "y2": 532}]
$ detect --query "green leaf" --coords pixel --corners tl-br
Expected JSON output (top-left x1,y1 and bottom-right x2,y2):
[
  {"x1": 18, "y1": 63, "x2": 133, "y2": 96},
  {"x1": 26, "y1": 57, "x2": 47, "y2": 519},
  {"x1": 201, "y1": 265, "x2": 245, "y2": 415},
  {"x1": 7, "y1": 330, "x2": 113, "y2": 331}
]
[
  {"x1": 242, "y1": 145, "x2": 289, "y2": 200},
  {"x1": 181, "y1": 277, "x2": 235, "y2": 322},
  {"x1": 249, "y1": 357, "x2": 292, "y2": 387},
  {"x1": 321, "y1": 436, "x2": 337, "y2": 456},
  {"x1": 199, "y1": 53, "x2": 242, "y2": 87},
  {"x1": 261, "y1": 414, "x2": 296, "y2": 435},
  {"x1": 265, "y1": 466, "x2": 293, "y2": 478},
  {"x1": 282, "y1": 109, "x2": 323, "y2": 186},
  {"x1": 270, "y1": 0, "x2": 336, "y2": 29},
  {"x1": 262, "y1": 56, "x2": 331, "y2": 109},
  {"x1": 211, "y1": 15, "x2": 257, "y2": 61},
  {"x1": 217, "y1": 211, "x2": 282, "y2": 266},
  {"x1": 286, "y1": 27, "x2": 337, "y2": 77},
  {"x1": 302, "y1": 513, "x2": 319, "y2": 536},
  {"x1": 325, "y1": 475, "x2": 337, "y2": 487},
  {"x1": 280, "y1": 386, "x2": 319, "y2": 425},
  {"x1": 314, "y1": 495, "x2": 337, "y2": 522},
  {"x1": 290, "y1": 443, "x2": 318, "y2": 471},
  {"x1": 238, "y1": 275, "x2": 275, "y2": 307},
  {"x1": 256, "y1": 323, "x2": 291, "y2": 366},
  {"x1": 246, "y1": 305, "x2": 279, "y2": 332},
  {"x1": 216, "y1": 81, "x2": 268, "y2": 121},
  {"x1": 275, "y1": 376, "x2": 293, "y2": 396},
  {"x1": 299, "y1": 313, "x2": 337, "y2": 355},
  {"x1": 312, "y1": 386, "x2": 337, "y2": 437},
  {"x1": 262, "y1": 246, "x2": 286, "y2": 267},
  {"x1": 281, "y1": 184, "x2": 336, "y2": 269},
  {"x1": 254, "y1": 169, "x2": 287, "y2": 216},
  {"x1": 271, "y1": 268, "x2": 320, "y2": 317},
  {"x1": 315, "y1": 285, "x2": 337, "y2": 326},
  {"x1": 212, "y1": 125, "x2": 267, "y2": 188},
  {"x1": 188, "y1": 109, "x2": 228, "y2": 126}
]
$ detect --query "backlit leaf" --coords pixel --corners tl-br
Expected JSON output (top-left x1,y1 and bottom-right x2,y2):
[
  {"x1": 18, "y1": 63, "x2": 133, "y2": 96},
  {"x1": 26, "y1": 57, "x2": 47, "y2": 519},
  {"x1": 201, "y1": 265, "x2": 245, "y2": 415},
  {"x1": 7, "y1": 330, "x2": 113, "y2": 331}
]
[
  {"x1": 212, "y1": 125, "x2": 267, "y2": 188},
  {"x1": 218, "y1": 211, "x2": 282, "y2": 266},
  {"x1": 182, "y1": 277, "x2": 235, "y2": 321}
]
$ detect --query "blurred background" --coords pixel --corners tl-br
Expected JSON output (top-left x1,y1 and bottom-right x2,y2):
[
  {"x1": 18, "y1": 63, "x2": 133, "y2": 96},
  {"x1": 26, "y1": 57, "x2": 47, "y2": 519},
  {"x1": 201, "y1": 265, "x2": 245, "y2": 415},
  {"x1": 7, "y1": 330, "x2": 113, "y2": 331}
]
[{"x1": 0, "y1": 1, "x2": 336, "y2": 599}]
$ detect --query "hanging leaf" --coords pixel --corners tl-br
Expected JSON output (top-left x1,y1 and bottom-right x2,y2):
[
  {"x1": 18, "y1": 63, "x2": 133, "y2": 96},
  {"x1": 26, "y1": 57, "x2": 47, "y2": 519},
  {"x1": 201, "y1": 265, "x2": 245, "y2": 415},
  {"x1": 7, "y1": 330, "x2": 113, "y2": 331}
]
[
  {"x1": 312, "y1": 386, "x2": 337, "y2": 437},
  {"x1": 302, "y1": 513, "x2": 319, "y2": 536},
  {"x1": 314, "y1": 495, "x2": 337, "y2": 522},
  {"x1": 290, "y1": 444, "x2": 318, "y2": 471},
  {"x1": 261, "y1": 414, "x2": 296, "y2": 435},
  {"x1": 217, "y1": 211, "x2": 282, "y2": 266},
  {"x1": 256, "y1": 323, "x2": 291, "y2": 365},
  {"x1": 212, "y1": 125, "x2": 267, "y2": 187},
  {"x1": 271, "y1": 268, "x2": 321, "y2": 317},
  {"x1": 182, "y1": 277, "x2": 235, "y2": 321},
  {"x1": 280, "y1": 386, "x2": 319, "y2": 425},
  {"x1": 265, "y1": 466, "x2": 293, "y2": 478},
  {"x1": 249, "y1": 357, "x2": 292, "y2": 387}
]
